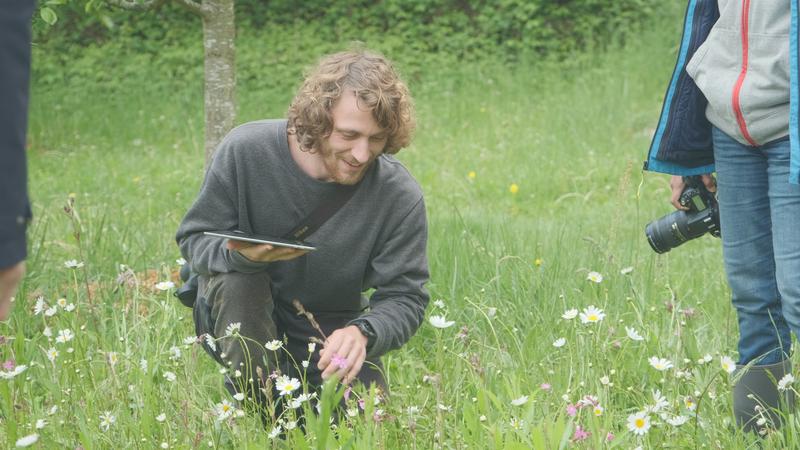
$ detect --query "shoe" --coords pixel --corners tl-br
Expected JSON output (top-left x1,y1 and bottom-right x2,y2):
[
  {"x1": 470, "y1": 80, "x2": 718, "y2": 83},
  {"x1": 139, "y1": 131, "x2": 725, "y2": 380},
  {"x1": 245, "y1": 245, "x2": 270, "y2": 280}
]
[{"x1": 733, "y1": 359, "x2": 795, "y2": 433}]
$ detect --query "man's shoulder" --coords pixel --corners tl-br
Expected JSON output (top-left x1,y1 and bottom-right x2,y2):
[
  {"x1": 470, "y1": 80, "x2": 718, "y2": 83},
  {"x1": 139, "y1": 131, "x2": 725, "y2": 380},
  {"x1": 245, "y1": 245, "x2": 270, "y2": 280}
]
[
  {"x1": 211, "y1": 119, "x2": 287, "y2": 168},
  {"x1": 371, "y1": 154, "x2": 424, "y2": 203}
]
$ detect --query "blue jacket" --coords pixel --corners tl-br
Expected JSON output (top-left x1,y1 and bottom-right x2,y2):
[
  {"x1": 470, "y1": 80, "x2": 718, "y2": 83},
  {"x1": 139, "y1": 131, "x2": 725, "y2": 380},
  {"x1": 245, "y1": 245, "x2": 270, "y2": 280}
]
[{"x1": 645, "y1": 0, "x2": 800, "y2": 185}]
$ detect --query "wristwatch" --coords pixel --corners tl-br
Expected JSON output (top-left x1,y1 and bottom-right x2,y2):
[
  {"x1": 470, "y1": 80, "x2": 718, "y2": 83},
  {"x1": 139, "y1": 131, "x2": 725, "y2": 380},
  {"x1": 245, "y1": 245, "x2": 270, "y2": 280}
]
[{"x1": 351, "y1": 319, "x2": 377, "y2": 350}]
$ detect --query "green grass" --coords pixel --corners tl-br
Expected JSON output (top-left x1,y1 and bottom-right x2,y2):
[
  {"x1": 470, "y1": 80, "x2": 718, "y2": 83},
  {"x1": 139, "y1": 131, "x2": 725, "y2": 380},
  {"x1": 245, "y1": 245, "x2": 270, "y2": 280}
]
[{"x1": 4, "y1": 8, "x2": 799, "y2": 450}]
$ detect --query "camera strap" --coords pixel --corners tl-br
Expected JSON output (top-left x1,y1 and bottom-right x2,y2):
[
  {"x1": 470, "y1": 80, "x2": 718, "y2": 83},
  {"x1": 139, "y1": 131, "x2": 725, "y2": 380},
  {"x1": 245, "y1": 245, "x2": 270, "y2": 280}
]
[{"x1": 283, "y1": 183, "x2": 359, "y2": 240}]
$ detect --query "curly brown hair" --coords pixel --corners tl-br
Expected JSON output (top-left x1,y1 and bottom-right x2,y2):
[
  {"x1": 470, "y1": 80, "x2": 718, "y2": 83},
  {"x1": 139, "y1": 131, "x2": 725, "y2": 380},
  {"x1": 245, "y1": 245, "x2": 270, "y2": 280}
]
[{"x1": 287, "y1": 49, "x2": 416, "y2": 155}]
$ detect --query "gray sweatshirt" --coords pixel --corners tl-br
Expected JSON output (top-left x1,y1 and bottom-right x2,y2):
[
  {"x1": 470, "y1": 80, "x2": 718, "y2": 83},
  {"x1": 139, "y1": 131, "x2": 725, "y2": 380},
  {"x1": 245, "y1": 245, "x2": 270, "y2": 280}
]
[
  {"x1": 176, "y1": 119, "x2": 430, "y2": 358},
  {"x1": 686, "y1": 0, "x2": 790, "y2": 146}
]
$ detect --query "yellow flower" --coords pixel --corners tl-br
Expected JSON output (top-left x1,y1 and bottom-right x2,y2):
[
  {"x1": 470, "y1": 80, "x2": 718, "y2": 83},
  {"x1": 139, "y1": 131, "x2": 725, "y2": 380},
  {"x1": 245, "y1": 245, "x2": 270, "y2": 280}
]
[
  {"x1": 467, "y1": 171, "x2": 476, "y2": 180},
  {"x1": 509, "y1": 183, "x2": 519, "y2": 194},
  {"x1": 534, "y1": 258, "x2": 543, "y2": 267}
]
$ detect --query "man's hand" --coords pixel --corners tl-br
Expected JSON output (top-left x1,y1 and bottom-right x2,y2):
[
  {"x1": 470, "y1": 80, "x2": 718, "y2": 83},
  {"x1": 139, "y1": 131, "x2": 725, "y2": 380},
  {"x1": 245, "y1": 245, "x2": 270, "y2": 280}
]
[
  {"x1": 226, "y1": 240, "x2": 308, "y2": 263},
  {"x1": 0, "y1": 261, "x2": 25, "y2": 321},
  {"x1": 669, "y1": 174, "x2": 716, "y2": 210},
  {"x1": 318, "y1": 325, "x2": 368, "y2": 384}
]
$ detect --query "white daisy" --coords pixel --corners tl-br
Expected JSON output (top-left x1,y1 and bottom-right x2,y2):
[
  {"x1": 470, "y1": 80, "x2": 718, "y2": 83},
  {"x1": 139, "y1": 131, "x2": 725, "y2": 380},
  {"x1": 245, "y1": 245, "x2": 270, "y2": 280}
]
[
  {"x1": 579, "y1": 305, "x2": 605, "y2": 324},
  {"x1": 552, "y1": 338, "x2": 566, "y2": 348},
  {"x1": 224, "y1": 322, "x2": 241, "y2": 336},
  {"x1": 625, "y1": 326, "x2": 644, "y2": 341},
  {"x1": 64, "y1": 260, "x2": 84, "y2": 269},
  {"x1": 586, "y1": 271, "x2": 603, "y2": 283},
  {"x1": 214, "y1": 399, "x2": 236, "y2": 421},
  {"x1": 650, "y1": 390, "x2": 669, "y2": 413},
  {"x1": 163, "y1": 371, "x2": 177, "y2": 382},
  {"x1": 778, "y1": 373, "x2": 795, "y2": 391},
  {"x1": 429, "y1": 315, "x2": 455, "y2": 329},
  {"x1": 45, "y1": 347, "x2": 59, "y2": 363},
  {"x1": 511, "y1": 395, "x2": 528, "y2": 406},
  {"x1": 169, "y1": 346, "x2": 182, "y2": 360},
  {"x1": 15, "y1": 434, "x2": 38, "y2": 447},
  {"x1": 33, "y1": 297, "x2": 46, "y2": 315},
  {"x1": 98, "y1": 412, "x2": 115, "y2": 431},
  {"x1": 620, "y1": 266, "x2": 634, "y2": 275},
  {"x1": 267, "y1": 426, "x2": 282, "y2": 439},
  {"x1": 666, "y1": 415, "x2": 689, "y2": 426},
  {"x1": 561, "y1": 308, "x2": 578, "y2": 320},
  {"x1": 433, "y1": 299, "x2": 445, "y2": 308},
  {"x1": 35, "y1": 419, "x2": 47, "y2": 429},
  {"x1": 265, "y1": 340, "x2": 283, "y2": 351},
  {"x1": 275, "y1": 375, "x2": 300, "y2": 396},
  {"x1": 55, "y1": 329, "x2": 74, "y2": 344},
  {"x1": 648, "y1": 356, "x2": 673, "y2": 371},
  {"x1": 154, "y1": 281, "x2": 175, "y2": 291},
  {"x1": 720, "y1": 356, "x2": 736, "y2": 374},
  {"x1": 156, "y1": 413, "x2": 167, "y2": 422},
  {"x1": 627, "y1": 411, "x2": 651, "y2": 435}
]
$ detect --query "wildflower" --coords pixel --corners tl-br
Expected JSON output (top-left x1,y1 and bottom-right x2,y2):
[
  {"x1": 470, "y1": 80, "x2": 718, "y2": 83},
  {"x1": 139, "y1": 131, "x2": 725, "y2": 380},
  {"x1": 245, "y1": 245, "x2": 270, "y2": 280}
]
[
  {"x1": 99, "y1": 412, "x2": 116, "y2": 431},
  {"x1": 625, "y1": 326, "x2": 644, "y2": 341},
  {"x1": 627, "y1": 411, "x2": 651, "y2": 435},
  {"x1": 683, "y1": 396, "x2": 696, "y2": 411},
  {"x1": 511, "y1": 395, "x2": 528, "y2": 406},
  {"x1": 156, "y1": 413, "x2": 166, "y2": 422},
  {"x1": 600, "y1": 375, "x2": 611, "y2": 386},
  {"x1": 620, "y1": 266, "x2": 634, "y2": 275},
  {"x1": 176, "y1": 258, "x2": 187, "y2": 266},
  {"x1": 265, "y1": 340, "x2": 283, "y2": 351},
  {"x1": 648, "y1": 356, "x2": 673, "y2": 371},
  {"x1": 169, "y1": 346, "x2": 181, "y2": 360},
  {"x1": 433, "y1": 299, "x2": 445, "y2": 308},
  {"x1": 0, "y1": 364, "x2": 27, "y2": 379},
  {"x1": 224, "y1": 322, "x2": 241, "y2": 336},
  {"x1": 698, "y1": 354, "x2": 713, "y2": 364},
  {"x1": 572, "y1": 425, "x2": 590, "y2": 442},
  {"x1": 268, "y1": 426, "x2": 282, "y2": 439},
  {"x1": 540, "y1": 383, "x2": 551, "y2": 391},
  {"x1": 487, "y1": 307, "x2": 497, "y2": 318},
  {"x1": 43, "y1": 327, "x2": 52, "y2": 338},
  {"x1": 163, "y1": 371, "x2": 177, "y2": 382},
  {"x1": 215, "y1": 399, "x2": 236, "y2": 421},
  {"x1": 467, "y1": 171, "x2": 476, "y2": 180},
  {"x1": 429, "y1": 315, "x2": 455, "y2": 329},
  {"x1": 45, "y1": 348, "x2": 59, "y2": 363},
  {"x1": 346, "y1": 407, "x2": 358, "y2": 417},
  {"x1": 667, "y1": 415, "x2": 689, "y2": 426},
  {"x1": 509, "y1": 183, "x2": 519, "y2": 194},
  {"x1": 566, "y1": 403, "x2": 578, "y2": 417},
  {"x1": 509, "y1": 417, "x2": 524, "y2": 429},
  {"x1": 586, "y1": 271, "x2": 603, "y2": 283},
  {"x1": 204, "y1": 335, "x2": 217, "y2": 352},
  {"x1": 107, "y1": 352, "x2": 119, "y2": 367},
  {"x1": 579, "y1": 305, "x2": 605, "y2": 324},
  {"x1": 55, "y1": 329, "x2": 74, "y2": 344},
  {"x1": 64, "y1": 303, "x2": 75, "y2": 312},
  {"x1": 275, "y1": 376, "x2": 300, "y2": 396},
  {"x1": 562, "y1": 308, "x2": 578, "y2": 320},
  {"x1": 331, "y1": 354, "x2": 348, "y2": 369},
  {"x1": 650, "y1": 390, "x2": 669, "y2": 413},
  {"x1": 155, "y1": 281, "x2": 175, "y2": 291},
  {"x1": 302, "y1": 360, "x2": 309, "y2": 368},
  {"x1": 534, "y1": 258, "x2": 543, "y2": 267},
  {"x1": 720, "y1": 356, "x2": 736, "y2": 374},
  {"x1": 285, "y1": 420, "x2": 298, "y2": 430},
  {"x1": 15, "y1": 434, "x2": 38, "y2": 447},
  {"x1": 606, "y1": 431, "x2": 615, "y2": 441},
  {"x1": 552, "y1": 338, "x2": 566, "y2": 348},
  {"x1": 778, "y1": 374, "x2": 795, "y2": 391},
  {"x1": 593, "y1": 405, "x2": 604, "y2": 416},
  {"x1": 33, "y1": 297, "x2": 46, "y2": 315},
  {"x1": 44, "y1": 307, "x2": 57, "y2": 317},
  {"x1": 577, "y1": 395, "x2": 598, "y2": 408},
  {"x1": 308, "y1": 342, "x2": 316, "y2": 353},
  {"x1": 140, "y1": 359, "x2": 148, "y2": 372},
  {"x1": 183, "y1": 335, "x2": 197, "y2": 345},
  {"x1": 35, "y1": 419, "x2": 47, "y2": 429},
  {"x1": 64, "y1": 260, "x2": 84, "y2": 269}
]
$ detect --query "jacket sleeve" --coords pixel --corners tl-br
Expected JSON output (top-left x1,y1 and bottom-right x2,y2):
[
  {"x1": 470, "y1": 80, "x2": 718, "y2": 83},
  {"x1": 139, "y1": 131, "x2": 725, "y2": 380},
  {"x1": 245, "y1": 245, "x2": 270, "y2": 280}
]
[
  {"x1": 175, "y1": 144, "x2": 270, "y2": 275},
  {"x1": 352, "y1": 197, "x2": 430, "y2": 359}
]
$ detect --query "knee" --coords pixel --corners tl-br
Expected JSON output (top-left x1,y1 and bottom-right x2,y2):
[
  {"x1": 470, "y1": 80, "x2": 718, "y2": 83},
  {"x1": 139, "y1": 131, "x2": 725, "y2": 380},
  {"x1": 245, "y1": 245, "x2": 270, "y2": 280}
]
[{"x1": 205, "y1": 271, "x2": 272, "y2": 301}]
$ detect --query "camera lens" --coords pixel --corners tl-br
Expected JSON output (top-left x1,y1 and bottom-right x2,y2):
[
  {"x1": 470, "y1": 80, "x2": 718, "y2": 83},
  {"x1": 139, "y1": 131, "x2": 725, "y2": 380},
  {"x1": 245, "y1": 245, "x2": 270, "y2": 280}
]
[{"x1": 645, "y1": 210, "x2": 689, "y2": 254}]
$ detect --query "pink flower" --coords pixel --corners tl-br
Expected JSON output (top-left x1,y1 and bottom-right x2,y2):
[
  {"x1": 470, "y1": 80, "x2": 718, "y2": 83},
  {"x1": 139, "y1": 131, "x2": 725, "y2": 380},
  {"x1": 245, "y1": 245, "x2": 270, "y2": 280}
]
[
  {"x1": 331, "y1": 354, "x2": 348, "y2": 369},
  {"x1": 566, "y1": 403, "x2": 578, "y2": 417},
  {"x1": 343, "y1": 387, "x2": 352, "y2": 401},
  {"x1": 2, "y1": 359, "x2": 15, "y2": 370},
  {"x1": 606, "y1": 431, "x2": 615, "y2": 441},
  {"x1": 358, "y1": 399, "x2": 366, "y2": 410},
  {"x1": 572, "y1": 425, "x2": 590, "y2": 442},
  {"x1": 540, "y1": 383, "x2": 552, "y2": 391}
]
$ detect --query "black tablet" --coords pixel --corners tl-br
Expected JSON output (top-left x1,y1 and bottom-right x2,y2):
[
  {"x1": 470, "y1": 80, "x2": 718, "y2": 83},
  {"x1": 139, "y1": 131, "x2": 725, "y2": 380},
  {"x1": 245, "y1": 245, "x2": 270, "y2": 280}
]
[{"x1": 203, "y1": 231, "x2": 317, "y2": 251}]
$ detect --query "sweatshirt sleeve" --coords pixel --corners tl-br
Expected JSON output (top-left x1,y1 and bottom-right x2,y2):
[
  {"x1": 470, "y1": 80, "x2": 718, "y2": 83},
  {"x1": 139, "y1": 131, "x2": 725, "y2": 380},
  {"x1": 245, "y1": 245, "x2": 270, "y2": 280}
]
[
  {"x1": 352, "y1": 197, "x2": 430, "y2": 359},
  {"x1": 175, "y1": 144, "x2": 270, "y2": 275}
]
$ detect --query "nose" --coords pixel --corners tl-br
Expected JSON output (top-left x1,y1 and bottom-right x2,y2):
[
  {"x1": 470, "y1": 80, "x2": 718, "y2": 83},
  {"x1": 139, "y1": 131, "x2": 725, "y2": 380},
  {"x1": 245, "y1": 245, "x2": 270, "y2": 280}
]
[{"x1": 351, "y1": 138, "x2": 371, "y2": 164}]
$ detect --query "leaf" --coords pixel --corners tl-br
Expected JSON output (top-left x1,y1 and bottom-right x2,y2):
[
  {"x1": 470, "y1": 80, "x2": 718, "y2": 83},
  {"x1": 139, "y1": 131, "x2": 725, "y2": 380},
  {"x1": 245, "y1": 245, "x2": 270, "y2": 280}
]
[{"x1": 40, "y1": 7, "x2": 57, "y2": 26}]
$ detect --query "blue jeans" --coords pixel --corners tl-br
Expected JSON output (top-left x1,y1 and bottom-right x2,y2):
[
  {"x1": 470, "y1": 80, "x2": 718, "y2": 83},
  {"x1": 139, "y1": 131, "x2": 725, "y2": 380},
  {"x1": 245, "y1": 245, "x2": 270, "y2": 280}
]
[{"x1": 713, "y1": 127, "x2": 800, "y2": 365}]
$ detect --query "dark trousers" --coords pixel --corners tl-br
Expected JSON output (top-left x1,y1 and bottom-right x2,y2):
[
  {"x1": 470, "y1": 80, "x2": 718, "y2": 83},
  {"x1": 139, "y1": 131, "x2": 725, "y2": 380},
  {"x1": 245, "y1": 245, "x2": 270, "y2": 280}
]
[{"x1": 193, "y1": 272, "x2": 385, "y2": 399}]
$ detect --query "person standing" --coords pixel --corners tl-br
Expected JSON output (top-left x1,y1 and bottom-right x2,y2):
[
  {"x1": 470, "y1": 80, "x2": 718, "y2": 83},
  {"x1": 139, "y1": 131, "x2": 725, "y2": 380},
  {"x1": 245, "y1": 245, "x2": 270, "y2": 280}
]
[{"x1": 0, "y1": 0, "x2": 35, "y2": 321}]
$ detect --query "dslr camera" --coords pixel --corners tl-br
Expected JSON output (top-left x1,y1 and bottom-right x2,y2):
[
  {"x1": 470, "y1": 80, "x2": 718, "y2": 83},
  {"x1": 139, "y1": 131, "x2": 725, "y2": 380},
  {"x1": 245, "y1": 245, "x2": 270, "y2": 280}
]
[{"x1": 645, "y1": 175, "x2": 720, "y2": 253}]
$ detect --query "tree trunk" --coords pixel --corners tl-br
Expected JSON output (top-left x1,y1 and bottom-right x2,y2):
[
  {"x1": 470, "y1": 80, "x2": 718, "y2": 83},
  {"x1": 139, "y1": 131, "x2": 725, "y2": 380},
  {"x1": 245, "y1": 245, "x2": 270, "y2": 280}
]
[{"x1": 201, "y1": 0, "x2": 236, "y2": 165}]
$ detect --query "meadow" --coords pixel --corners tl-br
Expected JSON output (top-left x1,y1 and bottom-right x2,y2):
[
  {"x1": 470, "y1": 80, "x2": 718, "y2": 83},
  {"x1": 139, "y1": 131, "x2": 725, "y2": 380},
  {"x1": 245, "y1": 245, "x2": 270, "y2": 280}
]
[{"x1": 2, "y1": 5, "x2": 798, "y2": 449}]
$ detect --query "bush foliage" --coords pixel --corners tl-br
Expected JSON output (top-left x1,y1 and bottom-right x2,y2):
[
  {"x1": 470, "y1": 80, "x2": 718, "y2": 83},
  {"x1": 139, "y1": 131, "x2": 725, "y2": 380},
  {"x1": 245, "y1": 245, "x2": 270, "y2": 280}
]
[{"x1": 33, "y1": 0, "x2": 664, "y2": 91}]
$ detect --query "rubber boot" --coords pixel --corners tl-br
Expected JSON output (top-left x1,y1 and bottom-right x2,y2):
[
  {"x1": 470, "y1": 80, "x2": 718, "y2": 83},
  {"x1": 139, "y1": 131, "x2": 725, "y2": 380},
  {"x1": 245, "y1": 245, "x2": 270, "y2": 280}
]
[{"x1": 733, "y1": 359, "x2": 795, "y2": 433}]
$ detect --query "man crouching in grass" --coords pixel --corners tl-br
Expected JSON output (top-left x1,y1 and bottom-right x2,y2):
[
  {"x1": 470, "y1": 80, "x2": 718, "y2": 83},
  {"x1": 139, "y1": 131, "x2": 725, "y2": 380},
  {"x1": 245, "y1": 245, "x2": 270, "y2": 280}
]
[{"x1": 175, "y1": 48, "x2": 430, "y2": 418}]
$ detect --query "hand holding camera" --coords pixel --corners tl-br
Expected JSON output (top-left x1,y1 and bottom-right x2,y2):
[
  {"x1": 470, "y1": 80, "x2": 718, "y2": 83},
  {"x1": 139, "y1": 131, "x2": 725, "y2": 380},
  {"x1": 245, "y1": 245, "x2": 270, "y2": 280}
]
[{"x1": 645, "y1": 174, "x2": 721, "y2": 253}]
